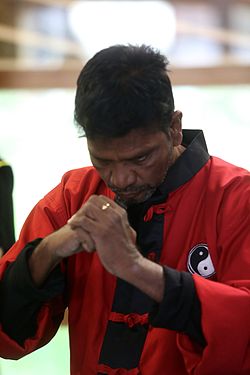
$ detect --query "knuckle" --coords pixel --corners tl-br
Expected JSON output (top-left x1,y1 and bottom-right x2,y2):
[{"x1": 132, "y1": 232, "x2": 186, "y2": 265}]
[
  {"x1": 88, "y1": 194, "x2": 98, "y2": 203},
  {"x1": 120, "y1": 209, "x2": 127, "y2": 219}
]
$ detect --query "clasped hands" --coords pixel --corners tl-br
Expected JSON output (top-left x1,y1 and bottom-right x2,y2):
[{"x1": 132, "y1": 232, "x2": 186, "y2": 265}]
[
  {"x1": 31, "y1": 194, "x2": 163, "y2": 299},
  {"x1": 64, "y1": 195, "x2": 140, "y2": 277}
]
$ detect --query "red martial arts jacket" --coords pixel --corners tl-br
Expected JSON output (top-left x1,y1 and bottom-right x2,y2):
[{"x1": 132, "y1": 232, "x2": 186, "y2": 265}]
[{"x1": 0, "y1": 130, "x2": 249, "y2": 375}]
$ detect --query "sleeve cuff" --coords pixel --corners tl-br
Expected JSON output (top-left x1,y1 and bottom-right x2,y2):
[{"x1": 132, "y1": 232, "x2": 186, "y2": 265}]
[
  {"x1": 149, "y1": 266, "x2": 195, "y2": 331},
  {"x1": 6, "y1": 238, "x2": 65, "y2": 301},
  {"x1": 149, "y1": 266, "x2": 206, "y2": 346}
]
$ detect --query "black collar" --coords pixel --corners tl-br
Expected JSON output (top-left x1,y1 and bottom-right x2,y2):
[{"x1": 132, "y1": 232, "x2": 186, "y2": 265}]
[
  {"x1": 126, "y1": 129, "x2": 210, "y2": 215},
  {"x1": 157, "y1": 129, "x2": 209, "y2": 197}
]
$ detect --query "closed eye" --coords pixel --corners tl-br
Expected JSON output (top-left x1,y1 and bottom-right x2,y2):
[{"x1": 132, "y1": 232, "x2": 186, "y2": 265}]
[{"x1": 133, "y1": 153, "x2": 151, "y2": 164}]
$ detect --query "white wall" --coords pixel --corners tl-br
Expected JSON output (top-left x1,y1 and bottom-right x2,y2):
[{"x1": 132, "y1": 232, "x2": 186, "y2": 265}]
[{"x1": 0, "y1": 89, "x2": 91, "y2": 235}]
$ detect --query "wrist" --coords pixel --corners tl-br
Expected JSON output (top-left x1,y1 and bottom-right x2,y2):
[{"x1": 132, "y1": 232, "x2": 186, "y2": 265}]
[
  {"x1": 120, "y1": 255, "x2": 165, "y2": 303},
  {"x1": 29, "y1": 237, "x2": 62, "y2": 287}
]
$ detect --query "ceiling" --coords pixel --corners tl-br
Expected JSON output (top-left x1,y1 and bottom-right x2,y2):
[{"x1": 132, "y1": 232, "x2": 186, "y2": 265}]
[{"x1": 0, "y1": 0, "x2": 249, "y2": 88}]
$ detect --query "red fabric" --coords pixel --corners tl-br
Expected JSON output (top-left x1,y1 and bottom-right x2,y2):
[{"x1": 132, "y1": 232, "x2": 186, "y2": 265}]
[
  {"x1": 0, "y1": 159, "x2": 249, "y2": 375},
  {"x1": 143, "y1": 203, "x2": 170, "y2": 222},
  {"x1": 109, "y1": 312, "x2": 149, "y2": 328},
  {"x1": 97, "y1": 364, "x2": 140, "y2": 374}
]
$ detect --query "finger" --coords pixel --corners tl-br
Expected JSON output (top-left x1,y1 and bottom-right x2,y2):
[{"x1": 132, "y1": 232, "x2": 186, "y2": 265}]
[
  {"x1": 129, "y1": 227, "x2": 137, "y2": 244},
  {"x1": 67, "y1": 197, "x2": 106, "y2": 226},
  {"x1": 87, "y1": 195, "x2": 123, "y2": 213},
  {"x1": 98, "y1": 195, "x2": 124, "y2": 212},
  {"x1": 67, "y1": 195, "x2": 101, "y2": 225},
  {"x1": 68, "y1": 195, "x2": 125, "y2": 231},
  {"x1": 71, "y1": 226, "x2": 96, "y2": 252},
  {"x1": 76, "y1": 211, "x2": 128, "y2": 240},
  {"x1": 68, "y1": 200, "x2": 108, "y2": 227}
]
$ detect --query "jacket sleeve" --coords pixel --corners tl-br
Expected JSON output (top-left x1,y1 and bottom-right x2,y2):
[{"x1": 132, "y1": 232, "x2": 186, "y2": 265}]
[
  {"x1": 149, "y1": 266, "x2": 206, "y2": 347},
  {"x1": 0, "y1": 239, "x2": 65, "y2": 347},
  {"x1": 0, "y1": 180, "x2": 69, "y2": 360},
  {"x1": 177, "y1": 173, "x2": 250, "y2": 375}
]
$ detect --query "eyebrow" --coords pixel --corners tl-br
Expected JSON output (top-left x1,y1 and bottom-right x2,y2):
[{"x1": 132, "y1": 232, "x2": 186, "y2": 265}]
[{"x1": 89, "y1": 146, "x2": 156, "y2": 163}]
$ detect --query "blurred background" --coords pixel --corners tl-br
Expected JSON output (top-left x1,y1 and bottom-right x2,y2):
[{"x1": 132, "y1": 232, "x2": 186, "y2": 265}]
[{"x1": 0, "y1": 0, "x2": 249, "y2": 374}]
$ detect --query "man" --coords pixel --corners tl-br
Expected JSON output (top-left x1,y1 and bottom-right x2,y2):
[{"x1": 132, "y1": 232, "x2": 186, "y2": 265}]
[
  {"x1": 0, "y1": 158, "x2": 15, "y2": 256},
  {"x1": 0, "y1": 45, "x2": 249, "y2": 375}
]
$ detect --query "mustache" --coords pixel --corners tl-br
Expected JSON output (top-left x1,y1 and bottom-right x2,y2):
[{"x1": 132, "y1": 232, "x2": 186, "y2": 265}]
[{"x1": 108, "y1": 184, "x2": 153, "y2": 194}]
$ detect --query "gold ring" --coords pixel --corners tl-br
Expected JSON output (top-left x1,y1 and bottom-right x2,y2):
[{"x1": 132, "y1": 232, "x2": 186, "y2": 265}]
[{"x1": 101, "y1": 202, "x2": 111, "y2": 211}]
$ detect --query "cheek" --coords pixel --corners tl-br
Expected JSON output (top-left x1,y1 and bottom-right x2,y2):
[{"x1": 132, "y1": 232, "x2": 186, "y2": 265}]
[
  {"x1": 150, "y1": 162, "x2": 170, "y2": 186},
  {"x1": 137, "y1": 163, "x2": 167, "y2": 186},
  {"x1": 153, "y1": 165, "x2": 168, "y2": 184}
]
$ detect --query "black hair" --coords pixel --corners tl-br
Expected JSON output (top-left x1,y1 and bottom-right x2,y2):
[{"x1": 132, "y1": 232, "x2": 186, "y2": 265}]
[{"x1": 74, "y1": 44, "x2": 175, "y2": 139}]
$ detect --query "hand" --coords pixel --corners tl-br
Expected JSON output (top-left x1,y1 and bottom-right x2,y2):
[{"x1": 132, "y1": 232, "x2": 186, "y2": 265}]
[
  {"x1": 68, "y1": 195, "x2": 141, "y2": 278},
  {"x1": 42, "y1": 223, "x2": 95, "y2": 261},
  {"x1": 30, "y1": 195, "x2": 164, "y2": 301},
  {"x1": 68, "y1": 195, "x2": 165, "y2": 303},
  {"x1": 28, "y1": 219, "x2": 95, "y2": 286}
]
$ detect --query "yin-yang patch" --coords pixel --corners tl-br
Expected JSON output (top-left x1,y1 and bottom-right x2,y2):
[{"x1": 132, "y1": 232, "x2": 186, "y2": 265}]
[{"x1": 187, "y1": 244, "x2": 215, "y2": 278}]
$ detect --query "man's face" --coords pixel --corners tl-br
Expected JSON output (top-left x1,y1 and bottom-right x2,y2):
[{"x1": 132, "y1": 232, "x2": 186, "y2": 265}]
[{"x1": 87, "y1": 125, "x2": 181, "y2": 206}]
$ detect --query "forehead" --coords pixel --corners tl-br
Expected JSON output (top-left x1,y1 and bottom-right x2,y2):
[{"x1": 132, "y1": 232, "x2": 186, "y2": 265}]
[{"x1": 87, "y1": 128, "x2": 168, "y2": 160}]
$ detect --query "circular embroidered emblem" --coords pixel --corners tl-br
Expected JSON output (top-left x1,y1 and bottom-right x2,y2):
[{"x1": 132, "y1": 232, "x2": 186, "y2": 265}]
[{"x1": 187, "y1": 244, "x2": 215, "y2": 278}]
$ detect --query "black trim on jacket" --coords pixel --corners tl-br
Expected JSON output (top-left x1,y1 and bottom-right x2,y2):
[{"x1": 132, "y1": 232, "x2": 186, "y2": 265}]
[
  {"x1": 0, "y1": 239, "x2": 65, "y2": 345},
  {"x1": 98, "y1": 130, "x2": 209, "y2": 369}
]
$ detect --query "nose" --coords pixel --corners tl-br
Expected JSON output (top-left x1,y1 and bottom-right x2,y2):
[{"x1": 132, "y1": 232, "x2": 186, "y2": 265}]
[{"x1": 109, "y1": 163, "x2": 137, "y2": 190}]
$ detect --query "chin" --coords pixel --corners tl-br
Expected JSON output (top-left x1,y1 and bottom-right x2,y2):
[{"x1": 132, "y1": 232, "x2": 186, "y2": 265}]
[{"x1": 116, "y1": 188, "x2": 156, "y2": 207}]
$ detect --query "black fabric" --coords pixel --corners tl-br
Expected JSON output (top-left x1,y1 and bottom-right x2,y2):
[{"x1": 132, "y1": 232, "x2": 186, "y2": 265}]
[
  {"x1": 111, "y1": 279, "x2": 154, "y2": 315},
  {"x1": 98, "y1": 321, "x2": 148, "y2": 369},
  {"x1": 0, "y1": 161, "x2": 15, "y2": 253},
  {"x1": 98, "y1": 203, "x2": 166, "y2": 369},
  {"x1": 0, "y1": 239, "x2": 65, "y2": 345},
  {"x1": 149, "y1": 266, "x2": 206, "y2": 347},
  {"x1": 98, "y1": 130, "x2": 209, "y2": 369}
]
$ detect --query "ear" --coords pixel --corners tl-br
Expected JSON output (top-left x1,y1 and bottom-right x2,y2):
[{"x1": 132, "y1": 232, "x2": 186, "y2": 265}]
[{"x1": 170, "y1": 110, "x2": 183, "y2": 146}]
